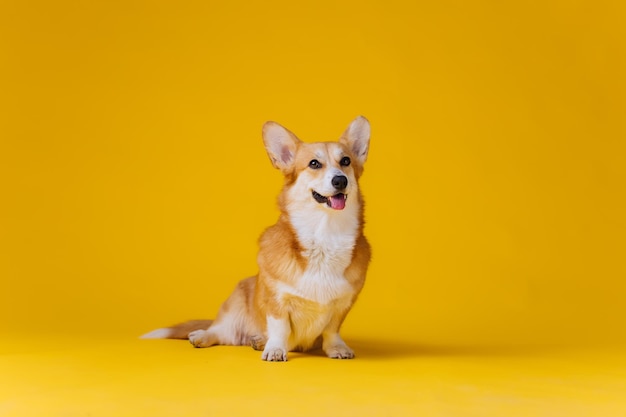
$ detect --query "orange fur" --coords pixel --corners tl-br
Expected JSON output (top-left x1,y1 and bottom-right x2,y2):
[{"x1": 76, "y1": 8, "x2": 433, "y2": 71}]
[{"x1": 142, "y1": 116, "x2": 371, "y2": 361}]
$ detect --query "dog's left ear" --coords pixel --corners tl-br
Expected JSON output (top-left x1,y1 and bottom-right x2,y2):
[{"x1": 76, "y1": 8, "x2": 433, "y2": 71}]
[
  {"x1": 262, "y1": 121, "x2": 301, "y2": 172},
  {"x1": 340, "y1": 116, "x2": 370, "y2": 165}
]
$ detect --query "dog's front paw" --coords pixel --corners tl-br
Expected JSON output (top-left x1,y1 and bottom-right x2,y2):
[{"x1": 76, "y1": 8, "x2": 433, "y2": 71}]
[
  {"x1": 188, "y1": 330, "x2": 215, "y2": 348},
  {"x1": 262, "y1": 345, "x2": 288, "y2": 362},
  {"x1": 325, "y1": 344, "x2": 355, "y2": 359}
]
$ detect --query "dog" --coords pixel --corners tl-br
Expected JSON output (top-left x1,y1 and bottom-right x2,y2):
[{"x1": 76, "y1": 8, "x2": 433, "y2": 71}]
[{"x1": 142, "y1": 116, "x2": 371, "y2": 361}]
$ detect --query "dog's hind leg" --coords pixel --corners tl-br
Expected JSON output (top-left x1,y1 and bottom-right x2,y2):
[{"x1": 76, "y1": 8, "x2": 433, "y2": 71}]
[
  {"x1": 188, "y1": 327, "x2": 220, "y2": 348},
  {"x1": 249, "y1": 334, "x2": 267, "y2": 351},
  {"x1": 188, "y1": 310, "x2": 250, "y2": 348},
  {"x1": 189, "y1": 276, "x2": 260, "y2": 348}
]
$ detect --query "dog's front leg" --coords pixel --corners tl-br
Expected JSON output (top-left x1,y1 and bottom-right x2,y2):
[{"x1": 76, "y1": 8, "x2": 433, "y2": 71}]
[
  {"x1": 321, "y1": 311, "x2": 355, "y2": 359},
  {"x1": 261, "y1": 315, "x2": 290, "y2": 362}
]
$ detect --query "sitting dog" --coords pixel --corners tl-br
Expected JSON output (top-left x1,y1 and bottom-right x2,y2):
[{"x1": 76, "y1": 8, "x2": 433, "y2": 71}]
[{"x1": 142, "y1": 116, "x2": 371, "y2": 361}]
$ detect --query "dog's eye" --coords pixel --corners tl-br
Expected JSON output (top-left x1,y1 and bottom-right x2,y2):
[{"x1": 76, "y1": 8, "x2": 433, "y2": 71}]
[
  {"x1": 308, "y1": 159, "x2": 322, "y2": 169},
  {"x1": 340, "y1": 156, "x2": 351, "y2": 167}
]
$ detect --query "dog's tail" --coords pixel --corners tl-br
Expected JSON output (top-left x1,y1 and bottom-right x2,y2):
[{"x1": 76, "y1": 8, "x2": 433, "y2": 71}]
[{"x1": 140, "y1": 319, "x2": 214, "y2": 340}]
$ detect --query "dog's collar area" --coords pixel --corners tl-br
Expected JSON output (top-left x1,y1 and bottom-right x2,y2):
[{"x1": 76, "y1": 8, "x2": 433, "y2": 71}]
[{"x1": 312, "y1": 190, "x2": 347, "y2": 210}]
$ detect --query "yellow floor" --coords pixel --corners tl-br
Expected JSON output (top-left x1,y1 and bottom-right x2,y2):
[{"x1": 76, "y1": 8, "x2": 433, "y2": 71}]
[{"x1": 2, "y1": 334, "x2": 625, "y2": 417}]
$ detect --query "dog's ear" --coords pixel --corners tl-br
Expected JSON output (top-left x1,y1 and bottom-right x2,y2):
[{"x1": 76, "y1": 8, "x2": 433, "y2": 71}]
[
  {"x1": 262, "y1": 121, "x2": 301, "y2": 172},
  {"x1": 340, "y1": 116, "x2": 370, "y2": 165}
]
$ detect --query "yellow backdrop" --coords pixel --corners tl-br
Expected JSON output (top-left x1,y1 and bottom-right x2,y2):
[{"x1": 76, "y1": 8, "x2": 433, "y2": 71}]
[{"x1": 1, "y1": 0, "x2": 625, "y2": 349}]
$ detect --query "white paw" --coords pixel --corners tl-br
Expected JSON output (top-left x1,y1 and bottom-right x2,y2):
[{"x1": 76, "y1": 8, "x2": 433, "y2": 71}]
[
  {"x1": 188, "y1": 329, "x2": 212, "y2": 348},
  {"x1": 262, "y1": 345, "x2": 288, "y2": 362},
  {"x1": 325, "y1": 344, "x2": 355, "y2": 359}
]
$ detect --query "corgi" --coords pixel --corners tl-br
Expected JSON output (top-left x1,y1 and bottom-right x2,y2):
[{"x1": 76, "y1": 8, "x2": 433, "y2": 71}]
[{"x1": 142, "y1": 116, "x2": 371, "y2": 361}]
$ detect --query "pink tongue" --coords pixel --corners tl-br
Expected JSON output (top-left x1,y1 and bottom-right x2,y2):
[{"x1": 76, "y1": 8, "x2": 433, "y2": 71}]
[{"x1": 329, "y1": 195, "x2": 346, "y2": 210}]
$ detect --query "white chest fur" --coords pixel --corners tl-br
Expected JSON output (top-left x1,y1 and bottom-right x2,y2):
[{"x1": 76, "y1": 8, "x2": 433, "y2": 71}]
[{"x1": 282, "y1": 206, "x2": 359, "y2": 305}]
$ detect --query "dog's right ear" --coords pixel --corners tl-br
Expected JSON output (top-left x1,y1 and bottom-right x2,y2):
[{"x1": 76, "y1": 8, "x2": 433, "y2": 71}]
[{"x1": 262, "y1": 122, "x2": 300, "y2": 172}]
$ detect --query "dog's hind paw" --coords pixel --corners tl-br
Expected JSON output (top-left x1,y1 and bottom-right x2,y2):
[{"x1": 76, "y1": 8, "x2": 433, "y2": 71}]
[
  {"x1": 188, "y1": 329, "x2": 216, "y2": 348},
  {"x1": 250, "y1": 335, "x2": 266, "y2": 351}
]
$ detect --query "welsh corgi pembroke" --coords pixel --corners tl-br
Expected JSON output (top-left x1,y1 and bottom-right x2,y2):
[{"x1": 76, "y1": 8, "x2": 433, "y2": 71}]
[{"x1": 142, "y1": 116, "x2": 371, "y2": 361}]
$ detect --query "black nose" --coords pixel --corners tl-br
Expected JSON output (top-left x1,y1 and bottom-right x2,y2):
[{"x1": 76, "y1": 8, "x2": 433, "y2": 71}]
[{"x1": 331, "y1": 175, "x2": 348, "y2": 190}]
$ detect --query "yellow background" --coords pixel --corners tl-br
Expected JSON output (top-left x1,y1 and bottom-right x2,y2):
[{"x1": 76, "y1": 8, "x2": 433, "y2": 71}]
[{"x1": 1, "y1": 0, "x2": 626, "y2": 415}]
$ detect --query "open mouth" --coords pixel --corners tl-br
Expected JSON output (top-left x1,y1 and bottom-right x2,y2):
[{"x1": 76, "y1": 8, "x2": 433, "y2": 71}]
[{"x1": 312, "y1": 191, "x2": 347, "y2": 210}]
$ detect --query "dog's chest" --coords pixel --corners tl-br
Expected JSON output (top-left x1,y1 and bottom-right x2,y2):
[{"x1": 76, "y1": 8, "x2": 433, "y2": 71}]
[
  {"x1": 296, "y1": 241, "x2": 354, "y2": 304},
  {"x1": 283, "y1": 212, "x2": 358, "y2": 304}
]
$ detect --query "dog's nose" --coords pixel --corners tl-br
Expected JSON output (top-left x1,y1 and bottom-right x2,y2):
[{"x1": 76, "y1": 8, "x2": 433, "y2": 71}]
[{"x1": 332, "y1": 175, "x2": 348, "y2": 190}]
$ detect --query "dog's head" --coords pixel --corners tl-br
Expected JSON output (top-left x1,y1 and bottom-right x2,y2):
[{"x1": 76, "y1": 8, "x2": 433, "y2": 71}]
[{"x1": 262, "y1": 116, "x2": 370, "y2": 213}]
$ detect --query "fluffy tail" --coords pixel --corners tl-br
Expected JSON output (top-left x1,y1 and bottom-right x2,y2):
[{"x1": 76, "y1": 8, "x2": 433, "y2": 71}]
[{"x1": 140, "y1": 319, "x2": 214, "y2": 340}]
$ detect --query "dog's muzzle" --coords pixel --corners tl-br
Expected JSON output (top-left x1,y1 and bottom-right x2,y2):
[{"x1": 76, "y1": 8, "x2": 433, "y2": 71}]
[{"x1": 312, "y1": 191, "x2": 347, "y2": 210}]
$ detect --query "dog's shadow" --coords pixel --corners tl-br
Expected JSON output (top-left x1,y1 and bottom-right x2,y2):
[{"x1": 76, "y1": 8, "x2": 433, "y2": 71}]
[{"x1": 307, "y1": 338, "x2": 563, "y2": 360}]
